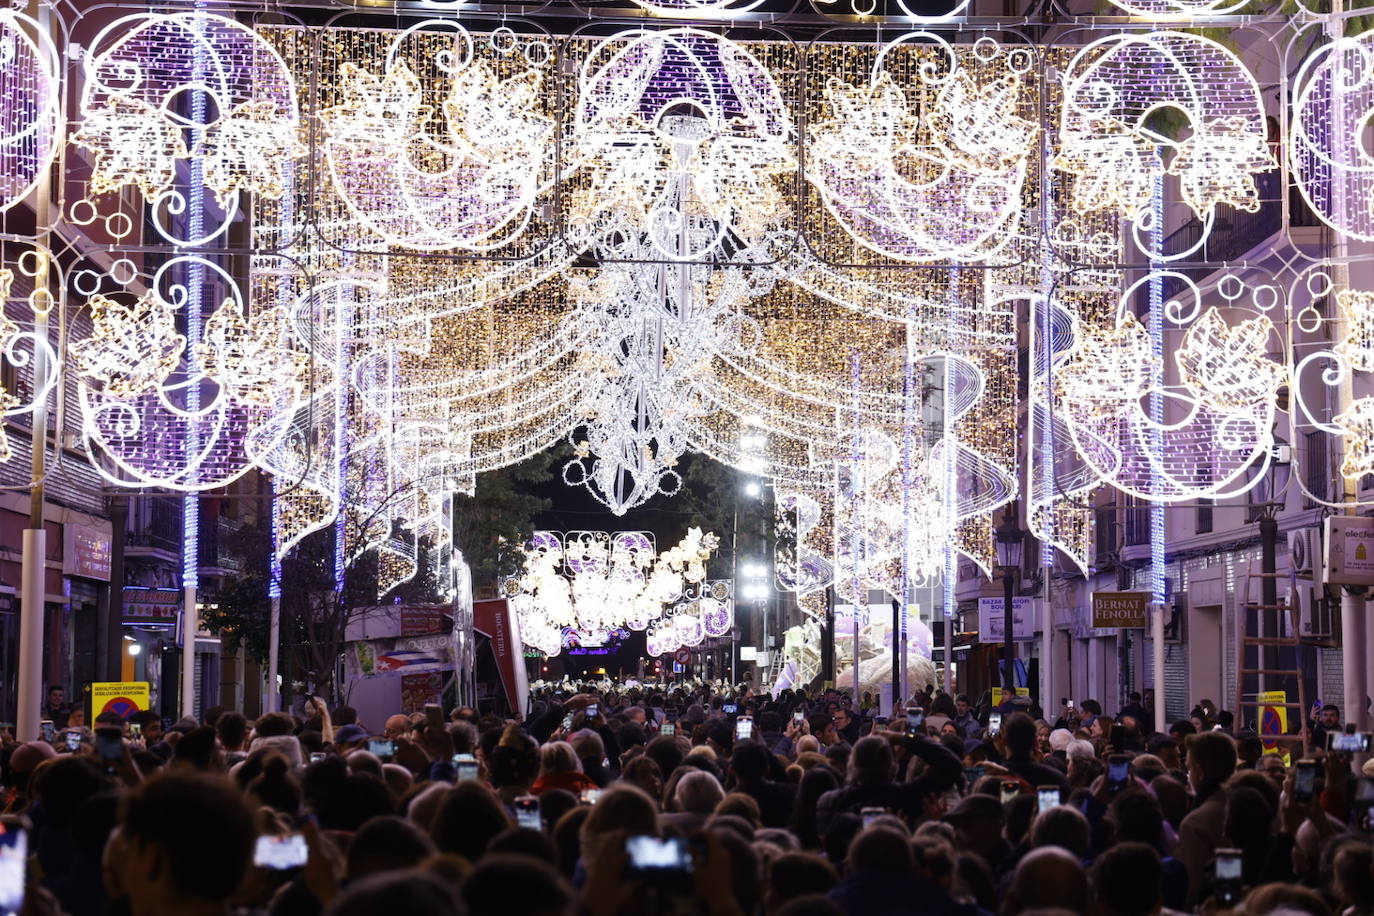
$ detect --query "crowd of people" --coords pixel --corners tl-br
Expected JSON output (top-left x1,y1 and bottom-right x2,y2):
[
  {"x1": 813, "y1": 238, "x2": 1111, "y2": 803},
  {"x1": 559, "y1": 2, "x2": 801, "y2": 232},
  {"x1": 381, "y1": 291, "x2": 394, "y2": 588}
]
[{"x1": 0, "y1": 681, "x2": 1370, "y2": 916}]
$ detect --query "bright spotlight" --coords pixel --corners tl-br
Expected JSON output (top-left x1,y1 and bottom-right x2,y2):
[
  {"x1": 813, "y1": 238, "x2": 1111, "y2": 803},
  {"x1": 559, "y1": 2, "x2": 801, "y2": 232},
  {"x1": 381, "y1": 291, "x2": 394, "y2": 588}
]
[{"x1": 743, "y1": 481, "x2": 761, "y2": 497}]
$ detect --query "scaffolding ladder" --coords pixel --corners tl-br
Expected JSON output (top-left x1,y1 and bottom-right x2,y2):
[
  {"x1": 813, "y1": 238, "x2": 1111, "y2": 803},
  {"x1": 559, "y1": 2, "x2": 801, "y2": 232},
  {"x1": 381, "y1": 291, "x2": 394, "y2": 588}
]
[{"x1": 1233, "y1": 563, "x2": 1309, "y2": 756}]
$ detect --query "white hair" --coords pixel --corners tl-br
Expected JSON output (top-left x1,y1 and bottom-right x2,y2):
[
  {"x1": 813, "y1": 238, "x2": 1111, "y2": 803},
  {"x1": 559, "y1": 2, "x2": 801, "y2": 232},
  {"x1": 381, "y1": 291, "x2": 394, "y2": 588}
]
[{"x1": 675, "y1": 769, "x2": 725, "y2": 813}]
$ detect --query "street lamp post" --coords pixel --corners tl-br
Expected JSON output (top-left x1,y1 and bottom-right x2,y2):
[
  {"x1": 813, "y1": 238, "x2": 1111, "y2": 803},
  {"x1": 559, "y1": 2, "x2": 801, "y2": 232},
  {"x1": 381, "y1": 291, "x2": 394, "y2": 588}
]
[{"x1": 995, "y1": 512, "x2": 1025, "y2": 696}]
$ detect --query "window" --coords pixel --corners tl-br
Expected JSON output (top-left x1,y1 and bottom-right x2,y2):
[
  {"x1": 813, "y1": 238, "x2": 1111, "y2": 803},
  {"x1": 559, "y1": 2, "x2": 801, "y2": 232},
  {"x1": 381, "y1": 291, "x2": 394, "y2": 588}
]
[{"x1": 1305, "y1": 431, "x2": 1329, "y2": 506}]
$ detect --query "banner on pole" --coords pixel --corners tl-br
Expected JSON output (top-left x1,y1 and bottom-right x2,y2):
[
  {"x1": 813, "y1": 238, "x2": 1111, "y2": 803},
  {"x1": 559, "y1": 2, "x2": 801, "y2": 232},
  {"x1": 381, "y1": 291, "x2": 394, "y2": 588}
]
[
  {"x1": 89, "y1": 681, "x2": 150, "y2": 720},
  {"x1": 1258, "y1": 689, "x2": 1290, "y2": 762},
  {"x1": 977, "y1": 597, "x2": 1036, "y2": 641}
]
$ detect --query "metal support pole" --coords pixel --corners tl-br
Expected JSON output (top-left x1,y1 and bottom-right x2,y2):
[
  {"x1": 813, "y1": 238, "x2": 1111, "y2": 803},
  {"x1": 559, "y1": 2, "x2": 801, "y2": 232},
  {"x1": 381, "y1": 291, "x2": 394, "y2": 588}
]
[
  {"x1": 1259, "y1": 515, "x2": 1279, "y2": 697},
  {"x1": 103, "y1": 495, "x2": 128, "y2": 682},
  {"x1": 18, "y1": 529, "x2": 44, "y2": 741},
  {"x1": 1003, "y1": 569, "x2": 1015, "y2": 691},
  {"x1": 943, "y1": 614, "x2": 953, "y2": 694},
  {"x1": 1152, "y1": 601, "x2": 1166, "y2": 733},
  {"x1": 1343, "y1": 589, "x2": 1368, "y2": 731},
  {"x1": 267, "y1": 596, "x2": 281, "y2": 713},
  {"x1": 182, "y1": 585, "x2": 197, "y2": 718}
]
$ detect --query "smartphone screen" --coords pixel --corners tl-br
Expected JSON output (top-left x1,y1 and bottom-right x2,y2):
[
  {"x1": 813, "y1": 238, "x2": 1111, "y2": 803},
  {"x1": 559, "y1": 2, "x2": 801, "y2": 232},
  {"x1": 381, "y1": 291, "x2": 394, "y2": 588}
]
[
  {"x1": 735, "y1": 715, "x2": 753, "y2": 742},
  {"x1": 793, "y1": 710, "x2": 804, "y2": 725},
  {"x1": 1000, "y1": 780, "x2": 1019, "y2": 805},
  {"x1": 309, "y1": 752, "x2": 326, "y2": 764},
  {"x1": 861, "y1": 806, "x2": 884, "y2": 827},
  {"x1": 1037, "y1": 786, "x2": 1060, "y2": 811},
  {"x1": 988, "y1": 713, "x2": 1002, "y2": 737},
  {"x1": 906, "y1": 706, "x2": 924, "y2": 737},
  {"x1": 453, "y1": 753, "x2": 479, "y2": 781},
  {"x1": 582, "y1": 788, "x2": 603, "y2": 804},
  {"x1": 368, "y1": 739, "x2": 395, "y2": 760},
  {"x1": 1294, "y1": 761, "x2": 1318, "y2": 802},
  {"x1": 723, "y1": 704, "x2": 738, "y2": 716},
  {"x1": 1215, "y1": 848, "x2": 1243, "y2": 904},
  {"x1": 254, "y1": 834, "x2": 309, "y2": 870},
  {"x1": 624, "y1": 835, "x2": 691, "y2": 873},
  {"x1": 514, "y1": 795, "x2": 541, "y2": 830},
  {"x1": 661, "y1": 722, "x2": 676, "y2": 737},
  {"x1": 64, "y1": 732, "x2": 80, "y2": 752},
  {"x1": 1107, "y1": 754, "x2": 1130, "y2": 790},
  {"x1": 965, "y1": 765, "x2": 985, "y2": 784},
  {"x1": 38, "y1": 721, "x2": 54, "y2": 744},
  {"x1": 585, "y1": 704, "x2": 598, "y2": 719},
  {"x1": 561, "y1": 714, "x2": 573, "y2": 731},
  {"x1": 0, "y1": 826, "x2": 26, "y2": 913},
  {"x1": 1329, "y1": 732, "x2": 1373, "y2": 753},
  {"x1": 129, "y1": 723, "x2": 141, "y2": 738}
]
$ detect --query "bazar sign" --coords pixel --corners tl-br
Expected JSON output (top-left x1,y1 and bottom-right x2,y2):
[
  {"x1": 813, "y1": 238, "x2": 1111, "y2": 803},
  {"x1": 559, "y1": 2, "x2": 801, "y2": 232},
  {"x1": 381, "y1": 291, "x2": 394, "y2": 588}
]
[
  {"x1": 1091, "y1": 591, "x2": 1148, "y2": 629},
  {"x1": 977, "y1": 597, "x2": 1036, "y2": 641}
]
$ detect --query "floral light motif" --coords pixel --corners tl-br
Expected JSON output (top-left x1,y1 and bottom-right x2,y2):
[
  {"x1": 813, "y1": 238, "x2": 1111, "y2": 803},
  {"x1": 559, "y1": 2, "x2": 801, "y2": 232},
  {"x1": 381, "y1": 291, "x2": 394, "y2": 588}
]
[
  {"x1": 1335, "y1": 290, "x2": 1374, "y2": 373},
  {"x1": 0, "y1": 9, "x2": 61, "y2": 212},
  {"x1": 194, "y1": 305, "x2": 308, "y2": 409},
  {"x1": 1056, "y1": 312, "x2": 1153, "y2": 419},
  {"x1": 1334, "y1": 398, "x2": 1374, "y2": 480},
  {"x1": 71, "y1": 292, "x2": 185, "y2": 399},
  {"x1": 1175, "y1": 311, "x2": 1285, "y2": 413}
]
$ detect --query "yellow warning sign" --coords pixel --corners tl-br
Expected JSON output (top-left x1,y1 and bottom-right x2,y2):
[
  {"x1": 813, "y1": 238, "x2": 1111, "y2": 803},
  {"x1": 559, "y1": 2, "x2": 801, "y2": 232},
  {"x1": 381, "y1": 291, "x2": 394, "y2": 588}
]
[{"x1": 89, "y1": 682, "x2": 150, "y2": 721}]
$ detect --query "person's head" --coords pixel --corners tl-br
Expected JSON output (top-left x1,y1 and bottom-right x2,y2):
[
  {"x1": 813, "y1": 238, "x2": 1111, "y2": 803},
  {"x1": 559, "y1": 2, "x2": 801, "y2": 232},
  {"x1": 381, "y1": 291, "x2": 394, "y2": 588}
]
[
  {"x1": 119, "y1": 772, "x2": 255, "y2": 911},
  {"x1": 538, "y1": 741, "x2": 581, "y2": 776},
  {"x1": 765, "y1": 852, "x2": 838, "y2": 913},
  {"x1": 1224, "y1": 785, "x2": 1274, "y2": 846},
  {"x1": 944, "y1": 793, "x2": 1005, "y2": 855},
  {"x1": 714, "y1": 792, "x2": 761, "y2": 828},
  {"x1": 430, "y1": 781, "x2": 513, "y2": 862},
  {"x1": 1003, "y1": 712, "x2": 1037, "y2": 757},
  {"x1": 315, "y1": 771, "x2": 397, "y2": 832},
  {"x1": 345, "y1": 815, "x2": 436, "y2": 881},
  {"x1": 1257, "y1": 752, "x2": 1286, "y2": 787},
  {"x1": 1149, "y1": 774, "x2": 1189, "y2": 829},
  {"x1": 1004, "y1": 846, "x2": 1092, "y2": 915},
  {"x1": 621, "y1": 755, "x2": 663, "y2": 802},
  {"x1": 1319, "y1": 704, "x2": 1341, "y2": 729},
  {"x1": 955, "y1": 694, "x2": 971, "y2": 717},
  {"x1": 832, "y1": 708, "x2": 854, "y2": 732},
  {"x1": 1108, "y1": 789, "x2": 1163, "y2": 847},
  {"x1": 47, "y1": 685, "x2": 64, "y2": 707},
  {"x1": 1332, "y1": 839, "x2": 1374, "y2": 912},
  {"x1": 462, "y1": 853, "x2": 574, "y2": 916},
  {"x1": 489, "y1": 728, "x2": 541, "y2": 789},
  {"x1": 131, "y1": 711, "x2": 163, "y2": 744},
  {"x1": 171, "y1": 726, "x2": 220, "y2": 771},
  {"x1": 846, "y1": 826, "x2": 912, "y2": 874},
  {"x1": 580, "y1": 784, "x2": 658, "y2": 861},
  {"x1": 1029, "y1": 805, "x2": 1090, "y2": 859},
  {"x1": 1185, "y1": 730, "x2": 1237, "y2": 790},
  {"x1": 675, "y1": 768, "x2": 725, "y2": 813},
  {"x1": 216, "y1": 712, "x2": 248, "y2": 751},
  {"x1": 248, "y1": 752, "x2": 302, "y2": 815},
  {"x1": 383, "y1": 714, "x2": 410, "y2": 739},
  {"x1": 321, "y1": 869, "x2": 464, "y2": 916},
  {"x1": 846, "y1": 735, "x2": 895, "y2": 786},
  {"x1": 1092, "y1": 841, "x2": 1161, "y2": 916},
  {"x1": 1240, "y1": 882, "x2": 1333, "y2": 916},
  {"x1": 1146, "y1": 734, "x2": 1180, "y2": 770},
  {"x1": 254, "y1": 711, "x2": 294, "y2": 738},
  {"x1": 730, "y1": 741, "x2": 771, "y2": 786}
]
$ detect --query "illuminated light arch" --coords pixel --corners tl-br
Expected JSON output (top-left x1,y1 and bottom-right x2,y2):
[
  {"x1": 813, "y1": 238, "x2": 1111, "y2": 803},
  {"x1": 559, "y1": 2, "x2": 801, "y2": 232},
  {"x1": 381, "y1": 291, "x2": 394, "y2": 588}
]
[
  {"x1": 74, "y1": 256, "x2": 309, "y2": 492},
  {"x1": 71, "y1": 11, "x2": 303, "y2": 246},
  {"x1": 320, "y1": 22, "x2": 555, "y2": 252},
  {"x1": 0, "y1": 10, "x2": 61, "y2": 213},
  {"x1": 1056, "y1": 272, "x2": 1284, "y2": 503},
  {"x1": 1291, "y1": 28, "x2": 1374, "y2": 242},
  {"x1": 807, "y1": 34, "x2": 1037, "y2": 264},
  {"x1": 1052, "y1": 31, "x2": 1274, "y2": 262}
]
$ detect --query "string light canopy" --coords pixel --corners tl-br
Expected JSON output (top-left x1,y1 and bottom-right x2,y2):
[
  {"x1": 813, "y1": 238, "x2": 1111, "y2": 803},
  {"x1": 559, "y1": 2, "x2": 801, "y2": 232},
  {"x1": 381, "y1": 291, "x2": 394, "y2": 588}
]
[{"x1": 0, "y1": 6, "x2": 1368, "y2": 648}]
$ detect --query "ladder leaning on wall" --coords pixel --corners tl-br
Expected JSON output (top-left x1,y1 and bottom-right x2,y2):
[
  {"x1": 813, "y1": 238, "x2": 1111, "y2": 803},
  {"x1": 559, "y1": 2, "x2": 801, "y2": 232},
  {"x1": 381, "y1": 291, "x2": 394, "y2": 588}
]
[{"x1": 1232, "y1": 562, "x2": 1309, "y2": 757}]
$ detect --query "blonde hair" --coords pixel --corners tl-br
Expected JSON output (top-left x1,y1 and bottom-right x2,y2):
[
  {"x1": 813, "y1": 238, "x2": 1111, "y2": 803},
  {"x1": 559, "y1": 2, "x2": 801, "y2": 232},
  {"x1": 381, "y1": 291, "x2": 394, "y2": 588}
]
[{"x1": 539, "y1": 741, "x2": 581, "y2": 775}]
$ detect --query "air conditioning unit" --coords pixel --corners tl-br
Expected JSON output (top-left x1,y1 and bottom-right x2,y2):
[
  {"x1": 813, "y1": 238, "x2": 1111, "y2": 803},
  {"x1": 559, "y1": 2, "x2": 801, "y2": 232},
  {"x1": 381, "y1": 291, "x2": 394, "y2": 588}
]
[
  {"x1": 1295, "y1": 585, "x2": 1335, "y2": 641},
  {"x1": 1288, "y1": 526, "x2": 1324, "y2": 589}
]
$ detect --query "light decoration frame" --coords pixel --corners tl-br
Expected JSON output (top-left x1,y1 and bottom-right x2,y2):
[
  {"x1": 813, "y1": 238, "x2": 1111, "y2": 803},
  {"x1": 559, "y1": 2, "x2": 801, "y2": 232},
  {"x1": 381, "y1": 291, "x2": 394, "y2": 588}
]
[{"x1": 505, "y1": 528, "x2": 729, "y2": 657}]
